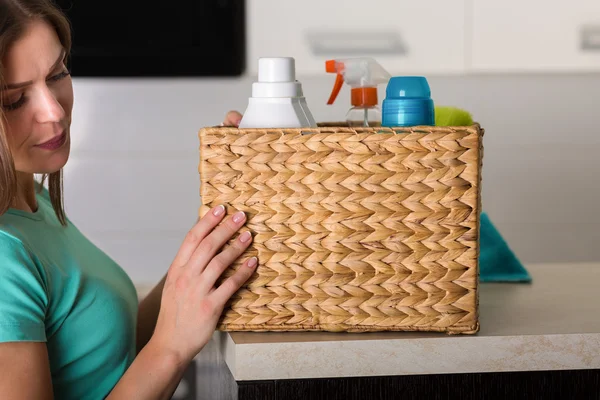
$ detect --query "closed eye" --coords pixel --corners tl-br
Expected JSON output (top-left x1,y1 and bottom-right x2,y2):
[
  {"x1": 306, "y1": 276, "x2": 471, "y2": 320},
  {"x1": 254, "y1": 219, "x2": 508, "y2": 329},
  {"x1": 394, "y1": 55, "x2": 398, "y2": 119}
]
[
  {"x1": 2, "y1": 94, "x2": 26, "y2": 111},
  {"x1": 47, "y1": 70, "x2": 70, "y2": 83}
]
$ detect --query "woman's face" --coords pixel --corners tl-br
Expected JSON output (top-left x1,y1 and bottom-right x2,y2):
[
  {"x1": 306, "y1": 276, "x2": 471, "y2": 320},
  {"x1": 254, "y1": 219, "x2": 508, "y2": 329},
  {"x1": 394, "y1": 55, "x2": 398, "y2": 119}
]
[{"x1": 1, "y1": 19, "x2": 73, "y2": 175}]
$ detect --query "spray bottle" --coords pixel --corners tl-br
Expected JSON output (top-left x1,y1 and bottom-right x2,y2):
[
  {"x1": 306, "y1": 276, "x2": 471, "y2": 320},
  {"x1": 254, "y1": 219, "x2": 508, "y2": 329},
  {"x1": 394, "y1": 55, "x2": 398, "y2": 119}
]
[{"x1": 325, "y1": 57, "x2": 391, "y2": 127}]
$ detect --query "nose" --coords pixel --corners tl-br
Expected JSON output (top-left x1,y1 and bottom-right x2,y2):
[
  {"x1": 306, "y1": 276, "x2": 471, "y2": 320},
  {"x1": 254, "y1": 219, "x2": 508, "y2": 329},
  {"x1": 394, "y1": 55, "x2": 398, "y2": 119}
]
[{"x1": 35, "y1": 85, "x2": 66, "y2": 124}]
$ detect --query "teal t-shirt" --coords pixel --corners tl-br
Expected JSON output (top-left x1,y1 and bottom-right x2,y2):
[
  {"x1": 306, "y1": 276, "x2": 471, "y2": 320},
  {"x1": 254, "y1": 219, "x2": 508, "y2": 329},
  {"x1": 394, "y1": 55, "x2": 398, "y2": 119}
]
[{"x1": 0, "y1": 188, "x2": 138, "y2": 399}]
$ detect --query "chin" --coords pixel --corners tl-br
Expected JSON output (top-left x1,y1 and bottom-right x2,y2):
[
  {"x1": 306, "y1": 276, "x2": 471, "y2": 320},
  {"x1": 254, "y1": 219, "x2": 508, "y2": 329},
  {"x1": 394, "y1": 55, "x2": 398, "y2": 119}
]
[{"x1": 37, "y1": 143, "x2": 71, "y2": 174}]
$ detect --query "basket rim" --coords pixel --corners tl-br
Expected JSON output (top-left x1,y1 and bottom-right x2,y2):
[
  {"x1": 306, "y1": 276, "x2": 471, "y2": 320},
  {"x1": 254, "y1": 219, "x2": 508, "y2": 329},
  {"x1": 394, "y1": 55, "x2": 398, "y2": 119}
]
[{"x1": 198, "y1": 122, "x2": 484, "y2": 137}]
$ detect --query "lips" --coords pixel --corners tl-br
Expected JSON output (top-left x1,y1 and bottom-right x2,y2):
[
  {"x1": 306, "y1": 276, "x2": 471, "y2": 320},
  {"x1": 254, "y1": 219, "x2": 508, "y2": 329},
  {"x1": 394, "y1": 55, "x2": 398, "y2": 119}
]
[{"x1": 36, "y1": 131, "x2": 67, "y2": 150}]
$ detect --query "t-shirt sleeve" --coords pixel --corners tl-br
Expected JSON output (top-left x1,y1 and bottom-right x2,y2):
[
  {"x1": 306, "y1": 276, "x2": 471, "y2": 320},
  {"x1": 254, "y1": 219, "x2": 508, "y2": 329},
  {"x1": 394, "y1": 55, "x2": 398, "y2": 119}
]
[{"x1": 0, "y1": 233, "x2": 48, "y2": 342}]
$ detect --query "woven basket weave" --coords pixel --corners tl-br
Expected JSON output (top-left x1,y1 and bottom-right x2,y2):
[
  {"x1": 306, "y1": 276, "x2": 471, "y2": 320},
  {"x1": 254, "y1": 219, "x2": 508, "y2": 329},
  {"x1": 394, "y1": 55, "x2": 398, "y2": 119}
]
[{"x1": 198, "y1": 123, "x2": 483, "y2": 334}]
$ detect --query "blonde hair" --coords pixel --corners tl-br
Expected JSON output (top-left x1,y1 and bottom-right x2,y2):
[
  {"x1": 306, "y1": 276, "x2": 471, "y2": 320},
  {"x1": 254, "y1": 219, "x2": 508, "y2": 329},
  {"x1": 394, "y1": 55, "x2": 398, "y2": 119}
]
[{"x1": 0, "y1": 0, "x2": 72, "y2": 225}]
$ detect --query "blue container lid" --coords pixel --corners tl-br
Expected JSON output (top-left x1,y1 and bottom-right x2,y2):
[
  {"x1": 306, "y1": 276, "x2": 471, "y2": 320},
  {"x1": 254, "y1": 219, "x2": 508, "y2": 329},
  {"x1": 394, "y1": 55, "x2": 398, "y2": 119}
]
[
  {"x1": 382, "y1": 76, "x2": 434, "y2": 127},
  {"x1": 385, "y1": 76, "x2": 431, "y2": 99}
]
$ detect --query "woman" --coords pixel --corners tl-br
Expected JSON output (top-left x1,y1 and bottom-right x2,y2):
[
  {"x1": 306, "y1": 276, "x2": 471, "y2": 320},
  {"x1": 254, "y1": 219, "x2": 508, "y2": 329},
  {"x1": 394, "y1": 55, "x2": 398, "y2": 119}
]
[{"x1": 0, "y1": 0, "x2": 253, "y2": 398}]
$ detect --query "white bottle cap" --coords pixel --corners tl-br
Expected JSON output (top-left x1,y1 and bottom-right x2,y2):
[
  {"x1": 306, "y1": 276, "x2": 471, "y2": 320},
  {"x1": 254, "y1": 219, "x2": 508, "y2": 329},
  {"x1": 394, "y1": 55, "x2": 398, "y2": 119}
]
[{"x1": 258, "y1": 57, "x2": 295, "y2": 83}]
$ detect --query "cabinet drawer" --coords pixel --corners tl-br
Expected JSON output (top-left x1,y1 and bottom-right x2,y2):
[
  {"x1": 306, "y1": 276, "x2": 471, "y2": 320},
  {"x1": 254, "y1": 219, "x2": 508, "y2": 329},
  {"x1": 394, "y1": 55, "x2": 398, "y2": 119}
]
[
  {"x1": 471, "y1": 0, "x2": 600, "y2": 72},
  {"x1": 247, "y1": 0, "x2": 467, "y2": 76}
]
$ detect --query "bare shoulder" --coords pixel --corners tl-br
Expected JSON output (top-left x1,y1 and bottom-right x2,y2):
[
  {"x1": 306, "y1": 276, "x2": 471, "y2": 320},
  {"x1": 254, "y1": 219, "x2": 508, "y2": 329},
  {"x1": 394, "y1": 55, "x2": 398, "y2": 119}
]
[{"x1": 0, "y1": 342, "x2": 53, "y2": 399}]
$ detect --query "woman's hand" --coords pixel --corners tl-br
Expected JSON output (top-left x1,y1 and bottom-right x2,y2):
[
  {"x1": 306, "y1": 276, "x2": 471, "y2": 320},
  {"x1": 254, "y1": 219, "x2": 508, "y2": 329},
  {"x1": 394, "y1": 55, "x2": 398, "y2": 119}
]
[
  {"x1": 222, "y1": 110, "x2": 242, "y2": 127},
  {"x1": 149, "y1": 205, "x2": 256, "y2": 364}
]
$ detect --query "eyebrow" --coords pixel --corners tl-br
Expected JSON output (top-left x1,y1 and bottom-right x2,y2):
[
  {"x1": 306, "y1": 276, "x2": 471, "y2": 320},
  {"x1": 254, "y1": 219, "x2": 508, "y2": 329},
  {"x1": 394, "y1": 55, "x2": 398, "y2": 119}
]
[{"x1": 1, "y1": 49, "x2": 66, "y2": 91}]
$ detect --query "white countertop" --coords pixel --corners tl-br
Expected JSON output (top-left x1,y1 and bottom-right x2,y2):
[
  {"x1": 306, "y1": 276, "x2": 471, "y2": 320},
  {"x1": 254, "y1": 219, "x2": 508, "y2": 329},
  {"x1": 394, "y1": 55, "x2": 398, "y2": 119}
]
[{"x1": 200, "y1": 263, "x2": 600, "y2": 381}]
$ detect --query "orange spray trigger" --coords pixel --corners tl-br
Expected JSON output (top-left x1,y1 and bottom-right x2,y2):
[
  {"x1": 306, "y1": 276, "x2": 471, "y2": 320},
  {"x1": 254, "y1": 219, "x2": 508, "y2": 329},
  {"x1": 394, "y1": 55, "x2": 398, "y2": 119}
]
[
  {"x1": 326, "y1": 59, "x2": 344, "y2": 105},
  {"x1": 327, "y1": 74, "x2": 344, "y2": 105}
]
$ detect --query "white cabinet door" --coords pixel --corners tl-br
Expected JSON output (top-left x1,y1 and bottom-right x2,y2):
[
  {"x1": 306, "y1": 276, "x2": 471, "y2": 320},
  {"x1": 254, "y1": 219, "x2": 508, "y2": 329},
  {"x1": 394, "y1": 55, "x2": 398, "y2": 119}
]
[
  {"x1": 246, "y1": 0, "x2": 467, "y2": 76},
  {"x1": 471, "y1": 0, "x2": 600, "y2": 72}
]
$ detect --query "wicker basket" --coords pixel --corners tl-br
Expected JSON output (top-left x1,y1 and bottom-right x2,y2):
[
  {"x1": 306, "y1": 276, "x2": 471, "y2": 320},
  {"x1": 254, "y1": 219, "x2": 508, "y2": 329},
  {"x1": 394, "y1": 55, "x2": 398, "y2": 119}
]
[{"x1": 198, "y1": 123, "x2": 484, "y2": 334}]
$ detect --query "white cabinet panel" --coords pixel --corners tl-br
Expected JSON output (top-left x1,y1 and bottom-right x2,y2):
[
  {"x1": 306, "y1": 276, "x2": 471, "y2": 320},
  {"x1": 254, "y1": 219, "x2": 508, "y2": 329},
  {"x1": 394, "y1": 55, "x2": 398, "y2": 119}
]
[
  {"x1": 471, "y1": 0, "x2": 600, "y2": 72},
  {"x1": 247, "y1": 0, "x2": 467, "y2": 76}
]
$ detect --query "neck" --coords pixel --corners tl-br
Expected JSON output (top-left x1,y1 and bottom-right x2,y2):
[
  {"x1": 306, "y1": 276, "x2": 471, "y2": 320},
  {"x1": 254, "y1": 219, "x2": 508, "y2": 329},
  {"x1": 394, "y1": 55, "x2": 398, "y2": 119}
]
[{"x1": 13, "y1": 172, "x2": 38, "y2": 213}]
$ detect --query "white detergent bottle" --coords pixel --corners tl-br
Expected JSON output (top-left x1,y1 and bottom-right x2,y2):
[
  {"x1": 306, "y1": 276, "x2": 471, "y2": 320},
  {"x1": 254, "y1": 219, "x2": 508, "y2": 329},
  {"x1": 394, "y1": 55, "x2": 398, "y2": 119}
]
[{"x1": 239, "y1": 57, "x2": 318, "y2": 128}]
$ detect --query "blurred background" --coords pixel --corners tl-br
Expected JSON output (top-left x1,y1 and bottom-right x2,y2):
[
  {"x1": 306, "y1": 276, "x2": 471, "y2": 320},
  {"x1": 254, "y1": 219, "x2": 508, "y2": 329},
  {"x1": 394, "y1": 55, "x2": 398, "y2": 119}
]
[{"x1": 56, "y1": 0, "x2": 600, "y2": 285}]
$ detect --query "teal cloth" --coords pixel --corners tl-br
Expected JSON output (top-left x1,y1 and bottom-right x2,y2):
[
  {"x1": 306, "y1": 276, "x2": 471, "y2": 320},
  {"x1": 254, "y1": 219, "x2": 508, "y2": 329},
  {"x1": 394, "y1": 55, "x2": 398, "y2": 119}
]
[{"x1": 479, "y1": 212, "x2": 531, "y2": 282}]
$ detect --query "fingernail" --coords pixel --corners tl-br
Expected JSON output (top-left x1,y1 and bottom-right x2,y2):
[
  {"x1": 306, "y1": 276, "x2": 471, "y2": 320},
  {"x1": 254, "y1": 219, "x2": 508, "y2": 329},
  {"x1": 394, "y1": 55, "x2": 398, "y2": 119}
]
[
  {"x1": 239, "y1": 231, "x2": 252, "y2": 243},
  {"x1": 213, "y1": 205, "x2": 225, "y2": 217},
  {"x1": 247, "y1": 257, "x2": 257, "y2": 268},
  {"x1": 232, "y1": 211, "x2": 246, "y2": 224}
]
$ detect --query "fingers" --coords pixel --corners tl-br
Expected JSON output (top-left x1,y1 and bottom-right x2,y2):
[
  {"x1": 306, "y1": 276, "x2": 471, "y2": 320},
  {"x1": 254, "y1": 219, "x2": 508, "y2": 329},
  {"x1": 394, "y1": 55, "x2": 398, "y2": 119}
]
[
  {"x1": 187, "y1": 210, "x2": 247, "y2": 274},
  {"x1": 222, "y1": 110, "x2": 242, "y2": 127},
  {"x1": 211, "y1": 256, "x2": 258, "y2": 305},
  {"x1": 171, "y1": 205, "x2": 227, "y2": 268},
  {"x1": 199, "y1": 230, "x2": 253, "y2": 293}
]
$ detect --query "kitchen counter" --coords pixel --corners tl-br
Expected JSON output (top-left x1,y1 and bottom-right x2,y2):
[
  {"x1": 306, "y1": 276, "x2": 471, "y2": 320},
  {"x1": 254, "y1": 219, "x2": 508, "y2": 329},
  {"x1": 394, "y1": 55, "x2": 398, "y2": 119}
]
[
  {"x1": 218, "y1": 263, "x2": 600, "y2": 381},
  {"x1": 137, "y1": 263, "x2": 600, "y2": 399}
]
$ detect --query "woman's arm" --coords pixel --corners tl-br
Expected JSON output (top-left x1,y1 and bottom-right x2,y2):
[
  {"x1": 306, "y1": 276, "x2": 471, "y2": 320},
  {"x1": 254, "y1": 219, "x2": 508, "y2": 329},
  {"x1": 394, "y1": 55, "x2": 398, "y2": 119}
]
[
  {"x1": 0, "y1": 341, "x2": 183, "y2": 400},
  {"x1": 135, "y1": 110, "x2": 243, "y2": 353},
  {"x1": 110, "y1": 205, "x2": 256, "y2": 399},
  {"x1": 0, "y1": 343, "x2": 53, "y2": 400},
  {"x1": 107, "y1": 339, "x2": 186, "y2": 400}
]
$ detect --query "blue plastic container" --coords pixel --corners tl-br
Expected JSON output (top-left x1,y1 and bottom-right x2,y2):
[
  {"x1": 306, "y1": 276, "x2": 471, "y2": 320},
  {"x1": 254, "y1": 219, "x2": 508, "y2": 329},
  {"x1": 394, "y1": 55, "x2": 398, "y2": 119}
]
[{"x1": 381, "y1": 76, "x2": 434, "y2": 127}]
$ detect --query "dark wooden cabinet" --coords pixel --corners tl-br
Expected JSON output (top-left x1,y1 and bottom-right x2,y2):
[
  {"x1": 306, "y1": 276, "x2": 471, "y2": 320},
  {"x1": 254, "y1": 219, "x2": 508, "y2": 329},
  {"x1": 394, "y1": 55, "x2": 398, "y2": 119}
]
[{"x1": 234, "y1": 369, "x2": 600, "y2": 400}]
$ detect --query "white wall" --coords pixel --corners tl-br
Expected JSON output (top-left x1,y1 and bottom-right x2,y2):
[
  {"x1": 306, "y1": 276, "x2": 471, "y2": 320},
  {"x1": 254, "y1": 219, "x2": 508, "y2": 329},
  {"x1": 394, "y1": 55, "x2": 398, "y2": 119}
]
[
  {"x1": 57, "y1": 0, "x2": 600, "y2": 286},
  {"x1": 63, "y1": 73, "x2": 600, "y2": 285}
]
